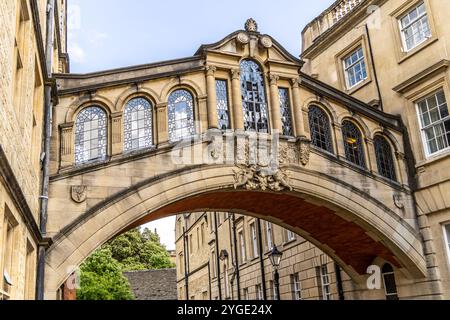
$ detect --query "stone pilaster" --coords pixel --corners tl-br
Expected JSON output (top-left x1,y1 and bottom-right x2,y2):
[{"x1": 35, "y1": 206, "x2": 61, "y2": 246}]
[
  {"x1": 111, "y1": 112, "x2": 123, "y2": 156},
  {"x1": 60, "y1": 123, "x2": 74, "y2": 168},
  {"x1": 206, "y1": 66, "x2": 218, "y2": 129},
  {"x1": 230, "y1": 69, "x2": 244, "y2": 131},
  {"x1": 291, "y1": 78, "x2": 308, "y2": 139},
  {"x1": 269, "y1": 74, "x2": 282, "y2": 133},
  {"x1": 156, "y1": 102, "x2": 168, "y2": 145}
]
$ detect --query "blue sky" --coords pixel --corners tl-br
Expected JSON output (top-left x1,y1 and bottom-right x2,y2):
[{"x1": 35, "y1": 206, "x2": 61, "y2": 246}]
[{"x1": 67, "y1": 0, "x2": 335, "y2": 249}]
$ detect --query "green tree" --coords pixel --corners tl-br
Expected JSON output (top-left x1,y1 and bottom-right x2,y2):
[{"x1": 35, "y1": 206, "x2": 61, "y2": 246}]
[
  {"x1": 104, "y1": 227, "x2": 174, "y2": 271},
  {"x1": 77, "y1": 249, "x2": 134, "y2": 300},
  {"x1": 77, "y1": 226, "x2": 174, "y2": 300}
]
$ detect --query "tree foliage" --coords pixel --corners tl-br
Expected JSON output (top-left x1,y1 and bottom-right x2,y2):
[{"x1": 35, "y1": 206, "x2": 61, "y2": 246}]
[{"x1": 77, "y1": 227, "x2": 174, "y2": 300}]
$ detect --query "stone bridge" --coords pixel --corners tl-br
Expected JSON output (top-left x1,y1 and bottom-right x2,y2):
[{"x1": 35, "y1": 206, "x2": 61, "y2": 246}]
[{"x1": 43, "y1": 20, "x2": 433, "y2": 299}]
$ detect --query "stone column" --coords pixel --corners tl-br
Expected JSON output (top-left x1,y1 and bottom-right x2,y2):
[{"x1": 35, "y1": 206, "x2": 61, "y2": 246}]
[
  {"x1": 269, "y1": 74, "x2": 282, "y2": 133},
  {"x1": 111, "y1": 112, "x2": 123, "y2": 156},
  {"x1": 231, "y1": 68, "x2": 244, "y2": 131},
  {"x1": 156, "y1": 102, "x2": 168, "y2": 145},
  {"x1": 206, "y1": 66, "x2": 218, "y2": 130},
  {"x1": 291, "y1": 78, "x2": 308, "y2": 138},
  {"x1": 60, "y1": 123, "x2": 74, "y2": 168}
]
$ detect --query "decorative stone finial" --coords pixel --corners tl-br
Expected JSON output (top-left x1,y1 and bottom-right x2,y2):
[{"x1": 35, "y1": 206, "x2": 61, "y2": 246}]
[{"x1": 245, "y1": 18, "x2": 258, "y2": 32}]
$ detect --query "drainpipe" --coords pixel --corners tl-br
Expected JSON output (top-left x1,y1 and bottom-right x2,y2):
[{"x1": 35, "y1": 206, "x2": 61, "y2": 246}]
[
  {"x1": 214, "y1": 213, "x2": 222, "y2": 300},
  {"x1": 36, "y1": 0, "x2": 55, "y2": 300},
  {"x1": 231, "y1": 214, "x2": 241, "y2": 300},
  {"x1": 183, "y1": 215, "x2": 190, "y2": 300},
  {"x1": 334, "y1": 262, "x2": 345, "y2": 301},
  {"x1": 364, "y1": 24, "x2": 383, "y2": 111},
  {"x1": 257, "y1": 219, "x2": 267, "y2": 300}
]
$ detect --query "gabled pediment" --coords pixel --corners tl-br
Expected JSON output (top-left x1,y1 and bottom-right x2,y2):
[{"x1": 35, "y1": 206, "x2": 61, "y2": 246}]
[{"x1": 195, "y1": 18, "x2": 303, "y2": 67}]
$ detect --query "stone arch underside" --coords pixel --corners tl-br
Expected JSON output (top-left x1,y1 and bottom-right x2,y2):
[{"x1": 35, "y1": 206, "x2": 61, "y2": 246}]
[{"x1": 44, "y1": 165, "x2": 426, "y2": 298}]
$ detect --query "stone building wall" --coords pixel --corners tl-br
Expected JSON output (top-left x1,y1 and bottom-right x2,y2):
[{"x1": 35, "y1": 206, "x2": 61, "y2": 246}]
[
  {"x1": 0, "y1": 0, "x2": 66, "y2": 300},
  {"x1": 176, "y1": 212, "x2": 363, "y2": 300}
]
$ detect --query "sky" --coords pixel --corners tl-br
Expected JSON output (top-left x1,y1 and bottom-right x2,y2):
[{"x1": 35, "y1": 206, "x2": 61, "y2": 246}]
[{"x1": 67, "y1": 0, "x2": 336, "y2": 249}]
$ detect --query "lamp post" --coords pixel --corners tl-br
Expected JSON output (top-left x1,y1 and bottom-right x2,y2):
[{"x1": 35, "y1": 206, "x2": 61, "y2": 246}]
[{"x1": 268, "y1": 245, "x2": 283, "y2": 300}]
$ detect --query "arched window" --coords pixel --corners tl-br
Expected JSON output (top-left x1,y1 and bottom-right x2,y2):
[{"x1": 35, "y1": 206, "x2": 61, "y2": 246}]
[
  {"x1": 168, "y1": 89, "x2": 195, "y2": 142},
  {"x1": 123, "y1": 97, "x2": 153, "y2": 152},
  {"x1": 308, "y1": 106, "x2": 334, "y2": 153},
  {"x1": 342, "y1": 120, "x2": 366, "y2": 168},
  {"x1": 240, "y1": 60, "x2": 269, "y2": 133},
  {"x1": 74, "y1": 106, "x2": 107, "y2": 165},
  {"x1": 374, "y1": 136, "x2": 397, "y2": 181},
  {"x1": 382, "y1": 264, "x2": 398, "y2": 300},
  {"x1": 279, "y1": 88, "x2": 293, "y2": 136}
]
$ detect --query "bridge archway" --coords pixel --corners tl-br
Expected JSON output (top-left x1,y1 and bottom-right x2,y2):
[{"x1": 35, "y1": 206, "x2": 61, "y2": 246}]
[{"x1": 44, "y1": 163, "x2": 426, "y2": 299}]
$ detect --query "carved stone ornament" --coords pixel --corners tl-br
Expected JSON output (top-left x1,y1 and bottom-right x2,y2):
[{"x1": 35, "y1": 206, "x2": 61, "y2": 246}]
[
  {"x1": 233, "y1": 164, "x2": 293, "y2": 192},
  {"x1": 208, "y1": 134, "x2": 222, "y2": 161},
  {"x1": 245, "y1": 18, "x2": 258, "y2": 32},
  {"x1": 393, "y1": 193, "x2": 405, "y2": 210},
  {"x1": 297, "y1": 137, "x2": 311, "y2": 166},
  {"x1": 259, "y1": 36, "x2": 273, "y2": 48},
  {"x1": 71, "y1": 185, "x2": 87, "y2": 203},
  {"x1": 237, "y1": 32, "x2": 250, "y2": 45},
  {"x1": 279, "y1": 143, "x2": 299, "y2": 165}
]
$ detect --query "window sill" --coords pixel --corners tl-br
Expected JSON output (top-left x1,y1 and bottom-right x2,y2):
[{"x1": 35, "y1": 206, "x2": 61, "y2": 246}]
[
  {"x1": 345, "y1": 78, "x2": 372, "y2": 96},
  {"x1": 398, "y1": 37, "x2": 438, "y2": 64},
  {"x1": 416, "y1": 148, "x2": 450, "y2": 169}
]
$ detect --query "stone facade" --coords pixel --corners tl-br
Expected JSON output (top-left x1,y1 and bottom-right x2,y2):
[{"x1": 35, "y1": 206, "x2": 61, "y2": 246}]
[
  {"x1": 176, "y1": 212, "x2": 357, "y2": 300},
  {"x1": 1, "y1": 0, "x2": 449, "y2": 301},
  {"x1": 124, "y1": 269, "x2": 177, "y2": 300},
  {"x1": 302, "y1": 0, "x2": 450, "y2": 299},
  {"x1": 0, "y1": 0, "x2": 67, "y2": 300}
]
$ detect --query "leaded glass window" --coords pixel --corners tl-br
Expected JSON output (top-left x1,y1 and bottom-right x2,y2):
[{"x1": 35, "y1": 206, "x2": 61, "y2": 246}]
[
  {"x1": 374, "y1": 136, "x2": 397, "y2": 181},
  {"x1": 342, "y1": 120, "x2": 366, "y2": 168},
  {"x1": 308, "y1": 106, "x2": 333, "y2": 153},
  {"x1": 123, "y1": 97, "x2": 153, "y2": 152},
  {"x1": 417, "y1": 90, "x2": 450, "y2": 156},
  {"x1": 168, "y1": 89, "x2": 195, "y2": 142},
  {"x1": 240, "y1": 60, "x2": 269, "y2": 133},
  {"x1": 279, "y1": 88, "x2": 293, "y2": 136},
  {"x1": 74, "y1": 106, "x2": 107, "y2": 165},
  {"x1": 216, "y1": 80, "x2": 231, "y2": 130}
]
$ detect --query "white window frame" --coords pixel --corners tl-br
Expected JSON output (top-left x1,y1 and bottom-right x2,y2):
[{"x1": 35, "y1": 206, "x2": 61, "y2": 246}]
[
  {"x1": 292, "y1": 273, "x2": 302, "y2": 300},
  {"x1": 256, "y1": 284, "x2": 263, "y2": 300},
  {"x1": 319, "y1": 265, "x2": 331, "y2": 300},
  {"x1": 398, "y1": 2, "x2": 431, "y2": 52},
  {"x1": 416, "y1": 89, "x2": 450, "y2": 158},
  {"x1": 443, "y1": 223, "x2": 450, "y2": 265},
  {"x1": 250, "y1": 223, "x2": 258, "y2": 258},
  {"x1": 266, "y1": 222, "x2": 273, "y2": 250},
  {"x1": 243, "y1": 288, "x2": 249, "y2": 300},
  {"x1": 286, "y1": 229, "x2": 296, "y2": 242},
  {"x1": 239, "y1": 230, "x2": 246, "y2": 263},
  {"x1": 272, "y1": 280, "x2": 278, "y2": 300},
  {"x1": 343, "y1": 47, "x2": 367, "y2": 89}
]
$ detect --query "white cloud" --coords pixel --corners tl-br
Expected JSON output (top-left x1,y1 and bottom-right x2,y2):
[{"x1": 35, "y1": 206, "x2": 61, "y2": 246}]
[
  {"x1": 67, "y1": 3, "x2": 81, "y2": 31},
  {"x1": 88, "y1": 31, "x2": 110, "y2": 46},
  {"x1": 69, "y1": 42, "x2": 86, "y2": 63}
]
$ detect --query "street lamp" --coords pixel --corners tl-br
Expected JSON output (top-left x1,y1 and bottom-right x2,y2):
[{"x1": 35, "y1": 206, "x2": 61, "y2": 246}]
[{"x1": 268, "y1": 246, "x2": 283, "y2": 300}]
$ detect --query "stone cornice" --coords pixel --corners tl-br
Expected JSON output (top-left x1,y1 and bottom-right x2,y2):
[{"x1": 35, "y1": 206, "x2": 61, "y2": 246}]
[
  {"x1": 393, "y1": 59, "x2": 450, "y2": 94},
  {"x1": 55, "y1": 57, "x2": 205, "y2": 96},
  {"x1": 299, "y1": 72, "x2": 403, "y2": 131},
  {"x1": 302, "y1": 0, "x2": 388, "y2": 60}
]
